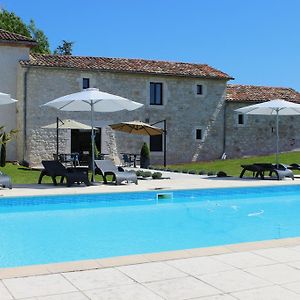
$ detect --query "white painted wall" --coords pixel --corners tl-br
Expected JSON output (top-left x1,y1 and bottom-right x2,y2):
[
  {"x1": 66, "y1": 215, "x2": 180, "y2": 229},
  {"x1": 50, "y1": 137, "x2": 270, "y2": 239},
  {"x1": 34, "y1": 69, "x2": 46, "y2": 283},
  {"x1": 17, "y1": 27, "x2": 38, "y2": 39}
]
[{"x1": 0, "y1": 45, "x2": 30, "y2": 161}]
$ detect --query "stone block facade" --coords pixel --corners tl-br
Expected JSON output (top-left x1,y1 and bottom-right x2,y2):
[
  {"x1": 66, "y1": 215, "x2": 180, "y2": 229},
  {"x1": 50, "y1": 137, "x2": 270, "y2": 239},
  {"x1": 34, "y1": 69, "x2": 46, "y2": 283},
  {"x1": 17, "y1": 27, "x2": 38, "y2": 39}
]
[
  {"x1": 225, "y1": 102, "x2": 300, "y2": 158},
  {"x1": 18, "y1": 66, "x2": 228, "y2": 166}
]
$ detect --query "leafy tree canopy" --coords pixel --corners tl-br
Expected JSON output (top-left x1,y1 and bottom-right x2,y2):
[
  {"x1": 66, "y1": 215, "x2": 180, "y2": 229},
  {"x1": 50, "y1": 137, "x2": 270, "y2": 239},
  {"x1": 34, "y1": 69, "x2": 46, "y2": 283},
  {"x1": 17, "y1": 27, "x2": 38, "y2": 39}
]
[
  {"x1": 0, "y1": 9, "x2": 50, "y2": 54},
  {"x1": 54, "y1": 40, "x2": 74, "y2": 55},
  {"x1": 0, "y1": 9, "x2": 30, "y2": 37},
  {"x1": 28, "y1": 19, "x2": 50, "y2": 54}
]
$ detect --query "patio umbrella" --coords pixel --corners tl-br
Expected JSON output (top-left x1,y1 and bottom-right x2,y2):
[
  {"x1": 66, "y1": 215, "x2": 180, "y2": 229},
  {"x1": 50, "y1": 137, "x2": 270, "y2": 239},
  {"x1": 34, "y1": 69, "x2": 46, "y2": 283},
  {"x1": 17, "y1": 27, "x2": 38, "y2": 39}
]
[
  {"x1": 110, "y1": 120, "x2": 163, "y2": 136},
  {"x1": 235, "y1": 99, "x2": 300, "y2": 166},
  {"x1": 0, "y1": 92, "x2": 17, "y2": 105},
  {"x1": 42, "y1": 118, "x2": 94, "y2": 158},
  {"x1": 42, "y1": 88, "x2": 143, "y2": 180},
  {"x1": 110, "y1": 120, "x2": 167, "y2": 166}
]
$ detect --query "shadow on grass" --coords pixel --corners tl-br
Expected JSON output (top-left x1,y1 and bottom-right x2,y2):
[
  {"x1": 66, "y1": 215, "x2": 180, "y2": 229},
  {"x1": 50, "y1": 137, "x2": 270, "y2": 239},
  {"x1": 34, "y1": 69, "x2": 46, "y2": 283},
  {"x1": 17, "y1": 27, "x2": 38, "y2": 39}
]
[{"x1": 17, "y1": 167, "x2": 39, "y2": 171}]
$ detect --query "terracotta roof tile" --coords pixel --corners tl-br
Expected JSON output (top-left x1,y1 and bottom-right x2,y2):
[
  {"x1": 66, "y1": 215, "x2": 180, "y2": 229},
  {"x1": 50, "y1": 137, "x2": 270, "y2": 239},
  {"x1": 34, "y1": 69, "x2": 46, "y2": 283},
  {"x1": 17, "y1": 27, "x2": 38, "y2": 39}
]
[
  {"x1": 0, "y1": 29, "x2": 36, "y2": 46},
  {"x1": 20, "y1": 53, "x2": 233, "y2": 79},
  {"x1": 226, "y1": 84, "x2": 300, "y2": 103}
]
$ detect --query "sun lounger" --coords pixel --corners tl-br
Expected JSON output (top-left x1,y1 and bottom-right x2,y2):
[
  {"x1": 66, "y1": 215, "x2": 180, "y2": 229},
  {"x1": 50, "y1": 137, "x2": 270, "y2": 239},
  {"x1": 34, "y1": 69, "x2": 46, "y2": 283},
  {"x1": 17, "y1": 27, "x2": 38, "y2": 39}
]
[
  {"x1": 0, "y1": 171, "x2": 12, "y2": 189},
  {"x1": 240, "y1": 163, "x2": 294, "y2": 180},
  {"x1": 94, "y1": 159, "x2": 138, "y2": 185},
  {"x1": 288, "y1": 163, "x2": 300, "y2": 171},
  {"x1": 38, "y1": 160, "x2": 90, "y2": 187}
]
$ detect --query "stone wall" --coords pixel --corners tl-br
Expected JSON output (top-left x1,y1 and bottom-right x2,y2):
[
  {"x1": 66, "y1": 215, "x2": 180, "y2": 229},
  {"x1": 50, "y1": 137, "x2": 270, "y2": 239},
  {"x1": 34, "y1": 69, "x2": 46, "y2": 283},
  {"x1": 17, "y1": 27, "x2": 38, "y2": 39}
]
[
  {"x1": 18, "y1": 66, "x2": 228, "y2": 166},
  {"x1": 225, "y1": 102, "x2": 300, "y2": 158}
]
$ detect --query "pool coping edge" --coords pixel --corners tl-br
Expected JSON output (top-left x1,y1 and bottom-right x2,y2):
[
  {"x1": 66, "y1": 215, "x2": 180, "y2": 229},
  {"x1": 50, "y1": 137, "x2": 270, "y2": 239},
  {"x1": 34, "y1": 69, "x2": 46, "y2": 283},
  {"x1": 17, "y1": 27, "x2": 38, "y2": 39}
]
[{"x1": 1, "y1": 236, "x2": 300, "y2": 279}]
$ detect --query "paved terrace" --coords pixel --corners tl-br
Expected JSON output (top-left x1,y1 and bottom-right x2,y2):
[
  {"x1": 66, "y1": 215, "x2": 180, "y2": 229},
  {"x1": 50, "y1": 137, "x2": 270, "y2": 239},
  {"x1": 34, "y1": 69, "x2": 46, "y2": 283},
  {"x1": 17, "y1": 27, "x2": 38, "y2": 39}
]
[{"x1": 1, "y1": 172, "x2": 300, "y2": 299}]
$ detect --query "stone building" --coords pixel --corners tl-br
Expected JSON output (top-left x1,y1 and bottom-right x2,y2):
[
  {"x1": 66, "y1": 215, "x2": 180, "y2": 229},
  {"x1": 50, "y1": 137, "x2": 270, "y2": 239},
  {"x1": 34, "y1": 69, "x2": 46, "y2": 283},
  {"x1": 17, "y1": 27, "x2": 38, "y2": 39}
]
[
  {"x1": 0, "y1": 29, "x2": 300, "y2": 166},
  {"x1": 225, "y1": 84, "x2": 300, "y2": 158}
]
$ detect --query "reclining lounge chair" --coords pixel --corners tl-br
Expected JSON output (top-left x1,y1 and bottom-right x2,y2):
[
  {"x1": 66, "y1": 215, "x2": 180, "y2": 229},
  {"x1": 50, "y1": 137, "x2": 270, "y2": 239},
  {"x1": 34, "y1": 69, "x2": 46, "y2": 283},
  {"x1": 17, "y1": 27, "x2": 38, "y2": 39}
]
[
  {"x1": 38, "y1": 160, "x2": 90, "y2": 187},
  {"x1": 95, "y1": 159, "x2": 138, "y2": 185},
  {"x1": 240, "y1": 163, "x2": 294, "y2": 180},
  {"x1": 0, "y1": 171, "x2": 12, "y2": 189},
  {"x1": 288, "y1": 163, "x2": 300, "y2": 171}
]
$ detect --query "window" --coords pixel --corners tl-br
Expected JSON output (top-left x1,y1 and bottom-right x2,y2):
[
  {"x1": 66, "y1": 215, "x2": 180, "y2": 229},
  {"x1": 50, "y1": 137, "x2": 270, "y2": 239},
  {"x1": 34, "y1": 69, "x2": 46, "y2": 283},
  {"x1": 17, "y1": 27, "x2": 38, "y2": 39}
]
[
  {"x1": 196, "y1": 84, "x2": 203, "y2": 95},
  {"x1": 238, "y1": 114, "x2": 244, "y2": 125},
  {"x1": 150, "y1": 82, "x2": 163, "y2": 105},
  {"x1": 150, "y1": 134, "x2": 163, "y2": 151},
  {"x1": 82, "y1": 78, "x2": 90, "y2": 89},
  {"x1": 195, "y1": 129, "x2": 202, "y2": 140}
]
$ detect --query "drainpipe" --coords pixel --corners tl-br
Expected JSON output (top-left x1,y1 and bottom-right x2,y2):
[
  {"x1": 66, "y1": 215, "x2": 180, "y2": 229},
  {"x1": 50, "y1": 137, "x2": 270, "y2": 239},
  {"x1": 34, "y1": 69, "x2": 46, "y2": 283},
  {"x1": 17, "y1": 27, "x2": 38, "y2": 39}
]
[
  {"x1": 222, "y1": 102, "x2": 227, "y2": 156},
  {"x1": 23, "y1": 68, "x2": 29, "y2": 161}
]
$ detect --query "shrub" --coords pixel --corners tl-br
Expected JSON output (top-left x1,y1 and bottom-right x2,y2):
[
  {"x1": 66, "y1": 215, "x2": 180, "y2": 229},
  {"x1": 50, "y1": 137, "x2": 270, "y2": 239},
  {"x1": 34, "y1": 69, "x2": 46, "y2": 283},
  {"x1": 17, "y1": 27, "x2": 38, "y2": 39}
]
[
  {"x1": 140, "y1": 142, "x2": 150, "y2": 168},
  {"x1": 188, "y1": 170, "x2": 196, "y2": 174},
  {"x1": 142, "y1": 171, "x2": 152, "y2": 178},
  {"x1": 135, "y1": 170, "x2": 144, "y2": 177},
  {"x1": 19, "y1": 160, "x2": 30, "y2": 168},
  {"x1": 207, "y1": 171, "x2": 216, "y2": 176},
  {"x1": 181, "y1": 169, "x2": 189, "y2": 173},
  {"x1": 152, "y1": 172, "x2": 162, "y2": 179},
  {"x1": 217, "y1": 171, "x2": 227, "y2": 177},
  {"x1": 198, "y1": 170, "x2": 206, "y2": 175}
]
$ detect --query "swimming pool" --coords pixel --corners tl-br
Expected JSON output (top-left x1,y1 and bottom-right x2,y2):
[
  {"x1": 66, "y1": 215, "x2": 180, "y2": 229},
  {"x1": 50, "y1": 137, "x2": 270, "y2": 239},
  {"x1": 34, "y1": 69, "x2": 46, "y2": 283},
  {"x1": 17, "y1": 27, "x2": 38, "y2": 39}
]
[{"x1": 1, "y1": 185, "x2": 300, "y2": 268}]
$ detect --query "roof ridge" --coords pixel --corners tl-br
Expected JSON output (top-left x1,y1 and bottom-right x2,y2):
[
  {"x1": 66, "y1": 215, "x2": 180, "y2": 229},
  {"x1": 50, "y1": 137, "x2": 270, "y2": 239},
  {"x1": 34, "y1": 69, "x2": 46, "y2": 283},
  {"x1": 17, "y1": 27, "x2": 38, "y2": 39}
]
[
  {"x1": 226, "y1": 84, "x2": 300, "y2": 103},
  {"x1": 228, "y1": 83, "x2": 297, "y2": 91},
  {"x1": 0, "y1": 28, "x2": 31, "y2": 40},
  {"x1": 21, "y1": 54, "x2": 233, "y2": 79},
  {"x1": 29, "y1": 53, "x2": 210, "y2": 66},
  {"x1": 0, "y1": 28, "x2": 37, "y2": 45}
]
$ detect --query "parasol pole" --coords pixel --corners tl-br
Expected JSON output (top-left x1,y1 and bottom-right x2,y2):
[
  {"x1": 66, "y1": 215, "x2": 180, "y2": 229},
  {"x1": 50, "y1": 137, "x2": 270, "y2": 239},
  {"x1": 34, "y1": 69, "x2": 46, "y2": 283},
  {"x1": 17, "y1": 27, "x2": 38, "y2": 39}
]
[
  {"x1": 56, "y1": 117, "x2": 64, "y2": 160},
  {"x1": 91, "y1": 101, "x2": 95, "y2": 182},
  {"x1": 276, "y1": 109, "x2": 279, "y2": 168},
  {"x1": 56, "y1": 117, "x2": 59, "y2": 159}
]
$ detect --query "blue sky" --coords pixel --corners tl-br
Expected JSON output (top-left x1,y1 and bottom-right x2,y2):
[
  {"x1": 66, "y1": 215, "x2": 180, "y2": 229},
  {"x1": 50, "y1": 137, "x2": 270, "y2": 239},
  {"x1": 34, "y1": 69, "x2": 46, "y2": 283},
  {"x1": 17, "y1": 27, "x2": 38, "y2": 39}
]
[{"x1": 2, "y1": 0, "x2": 300, "y2": 90}]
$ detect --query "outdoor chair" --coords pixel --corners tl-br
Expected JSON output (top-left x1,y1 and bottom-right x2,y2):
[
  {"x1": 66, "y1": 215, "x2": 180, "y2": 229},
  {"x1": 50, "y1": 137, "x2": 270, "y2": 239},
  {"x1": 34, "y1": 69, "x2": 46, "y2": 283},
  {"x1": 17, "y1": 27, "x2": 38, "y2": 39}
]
[
  {"x1": 288, "y1": 163, "x2": 300, "y2": 171},
  {"x1": 38, "y1": 160, "x2": 90, "y2": 187},
  {"x1": 240, "y1": 163, "x2": 294, "y2": 180},
  {"x1": 122, "y1": 153, "x2": 134, "y2": 167},
  {"x1": 94, "y1": 159, "x2": 138, "y2": 185},
  {"x1": 0, "y1": 171, "x2": 12, "y2": 189}
]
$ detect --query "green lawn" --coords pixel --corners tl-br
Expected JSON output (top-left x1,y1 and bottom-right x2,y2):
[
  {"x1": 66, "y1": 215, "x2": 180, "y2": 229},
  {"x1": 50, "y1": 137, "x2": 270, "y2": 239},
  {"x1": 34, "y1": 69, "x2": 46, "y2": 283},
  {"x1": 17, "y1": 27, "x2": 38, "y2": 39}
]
[
  {"x1": 1, "y1": 151, "x2": 300, "y2": 184},
  {"x1": 0, "y1": 164, "x2": 104, "y2": 185},
  {"x1": 0, "y1": 164, "x2": 45, "y2": 184},
  {"x1": 158, "y1": 151, "x2": 300, "y2": 176}
]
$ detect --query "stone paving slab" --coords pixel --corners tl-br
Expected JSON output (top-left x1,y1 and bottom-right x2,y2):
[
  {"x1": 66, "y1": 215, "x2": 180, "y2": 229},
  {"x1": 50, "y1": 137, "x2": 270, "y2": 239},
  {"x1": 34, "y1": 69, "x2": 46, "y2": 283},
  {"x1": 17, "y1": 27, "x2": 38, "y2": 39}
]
[
  {"x1": 1, "y1": 244, "x2": 300, "y2": 299},
  {"x1": 2, "y1": 274, "x2": 77, "y2": 298}
]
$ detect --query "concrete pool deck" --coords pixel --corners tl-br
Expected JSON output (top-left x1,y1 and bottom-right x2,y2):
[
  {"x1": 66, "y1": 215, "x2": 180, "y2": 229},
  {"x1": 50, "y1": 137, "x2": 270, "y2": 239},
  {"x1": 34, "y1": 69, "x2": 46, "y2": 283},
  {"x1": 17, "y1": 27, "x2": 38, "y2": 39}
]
[
  {"x1": 1, "y1": 170, "x2": 299, "y2": 197},
  {"x1": 1, "y1": 172, "x2": 300, "y2": 299}
]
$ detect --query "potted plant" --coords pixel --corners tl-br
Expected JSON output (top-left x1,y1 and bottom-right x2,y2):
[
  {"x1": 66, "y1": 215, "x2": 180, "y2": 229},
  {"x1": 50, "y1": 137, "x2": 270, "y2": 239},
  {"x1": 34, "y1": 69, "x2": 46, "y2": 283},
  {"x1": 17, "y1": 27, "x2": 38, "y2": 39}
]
[{"x1": 140, "y1": 142, "x2": 150, "y2": 168}]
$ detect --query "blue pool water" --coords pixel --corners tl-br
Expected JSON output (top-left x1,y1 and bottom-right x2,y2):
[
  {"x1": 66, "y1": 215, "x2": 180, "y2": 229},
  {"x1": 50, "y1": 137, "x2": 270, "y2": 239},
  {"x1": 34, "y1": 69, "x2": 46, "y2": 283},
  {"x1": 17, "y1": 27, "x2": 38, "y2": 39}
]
[{"x1": 1, "y1": 185, "x2": 300, "y2": 268}]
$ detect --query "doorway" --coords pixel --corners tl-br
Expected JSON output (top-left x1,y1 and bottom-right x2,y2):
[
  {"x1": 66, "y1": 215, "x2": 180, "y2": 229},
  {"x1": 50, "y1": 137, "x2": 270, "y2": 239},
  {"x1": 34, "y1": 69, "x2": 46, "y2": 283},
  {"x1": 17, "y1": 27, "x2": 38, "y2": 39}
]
[{"x1": 71, "y1": 128, "x2": 101, "y2": 163}]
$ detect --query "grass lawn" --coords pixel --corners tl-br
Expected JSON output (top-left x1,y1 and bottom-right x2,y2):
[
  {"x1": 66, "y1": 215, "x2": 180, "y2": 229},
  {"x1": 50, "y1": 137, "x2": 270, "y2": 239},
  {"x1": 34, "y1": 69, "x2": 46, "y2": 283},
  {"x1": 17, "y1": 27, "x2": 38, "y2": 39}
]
[
  {"x1": 159, "y1": 151, "x2": 300, "y2": 177},
  {"x1": 1, "y1": 151, "x2": 300, "y2": 184},
  {"x1": 0, "y1": 164, "x2": 104, "y2": 185}
]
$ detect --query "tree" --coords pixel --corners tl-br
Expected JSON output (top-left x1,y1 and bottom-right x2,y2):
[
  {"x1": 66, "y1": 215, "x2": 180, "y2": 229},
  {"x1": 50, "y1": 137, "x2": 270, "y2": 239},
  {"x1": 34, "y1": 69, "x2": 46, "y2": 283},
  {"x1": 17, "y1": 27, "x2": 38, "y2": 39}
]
[
  {"x1": 54, "y1": 40, "x2": 74, "y2": 55},
  {"x1": 140, "y1": 142, "x2": 150, "y2": 168},
  {"x1": 28, "y1": 19, "x2": 50, "y2": 54},
  {"x1": 0, "y1": 9, "x2": 30, "y2": 37},
  {"x1": 0, "y1": 9, "x2": 50, "y2": 54}
]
